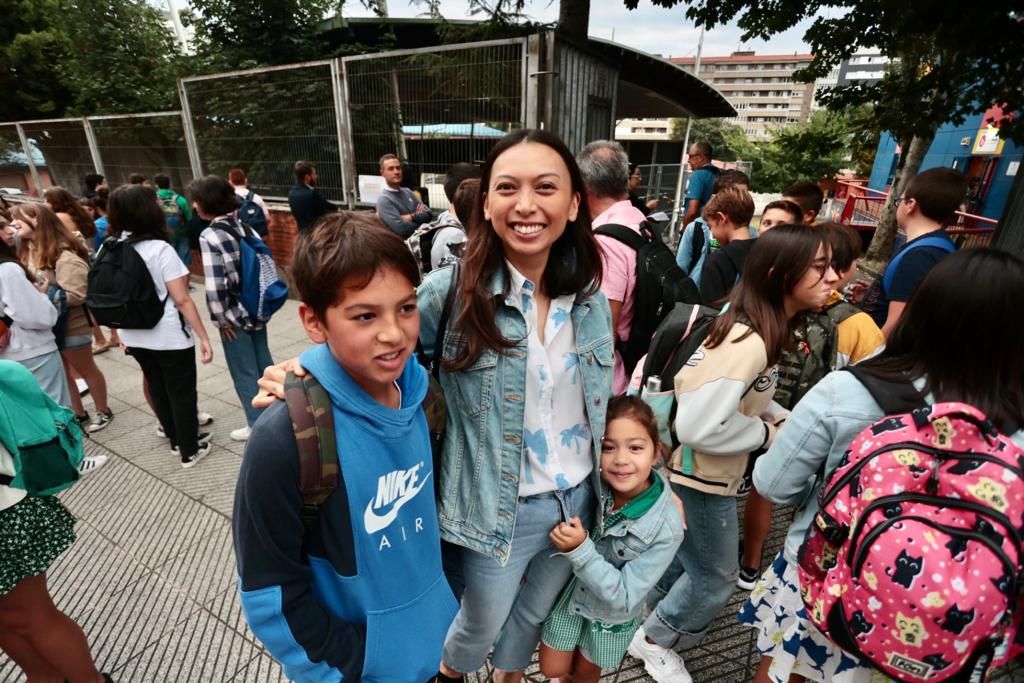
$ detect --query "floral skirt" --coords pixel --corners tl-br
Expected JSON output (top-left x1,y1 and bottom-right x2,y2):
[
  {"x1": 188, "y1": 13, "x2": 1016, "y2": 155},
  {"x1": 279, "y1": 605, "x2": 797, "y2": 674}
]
[
  {"x1": 737, "y1": 552, "x2": 891, "y2": 683},
  {"x1": 0, "y1": 495, "x2": 76, "y2": 596}
]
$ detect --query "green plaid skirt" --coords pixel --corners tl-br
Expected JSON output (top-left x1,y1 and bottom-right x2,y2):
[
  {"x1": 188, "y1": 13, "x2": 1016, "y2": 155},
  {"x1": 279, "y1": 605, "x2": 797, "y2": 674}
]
[
  {"x1": 541, "y1": 578, "x2": 643, "y2": 669},
  {"x1": 0, "y1": 495, "x2": 76, "y2": 596}
]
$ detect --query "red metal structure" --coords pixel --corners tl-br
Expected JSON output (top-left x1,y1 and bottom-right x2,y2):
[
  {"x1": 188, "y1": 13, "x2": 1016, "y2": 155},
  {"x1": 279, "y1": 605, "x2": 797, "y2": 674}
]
[{"x1": 834, "y1": 179, "x2": 996, "y2": 248}]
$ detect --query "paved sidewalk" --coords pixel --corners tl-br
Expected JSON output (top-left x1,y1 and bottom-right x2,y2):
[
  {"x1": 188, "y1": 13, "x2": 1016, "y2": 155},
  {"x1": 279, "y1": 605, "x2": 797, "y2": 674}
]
[{"x1": 1, "y1": 289, "x2": 1019, "y2": 682}]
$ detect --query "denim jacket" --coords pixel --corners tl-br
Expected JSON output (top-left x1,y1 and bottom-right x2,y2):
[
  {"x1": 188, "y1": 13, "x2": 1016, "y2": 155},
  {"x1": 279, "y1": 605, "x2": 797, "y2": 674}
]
[
  {"x1": 418, "y1": 264, "x2": 614, "y2": 564},
  {"x1": 752, "y1": 371, "x2": 1024, "y2": 565},
  {"x1": 561, "y1": 473, "x2": 684, "y2": 624}
]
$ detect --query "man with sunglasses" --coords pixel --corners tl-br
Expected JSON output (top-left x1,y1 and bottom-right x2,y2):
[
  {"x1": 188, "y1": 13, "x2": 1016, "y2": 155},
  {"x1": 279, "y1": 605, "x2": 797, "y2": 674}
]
[{"x1": 681, "y1": 141, "x2": 721, "y2": 228}]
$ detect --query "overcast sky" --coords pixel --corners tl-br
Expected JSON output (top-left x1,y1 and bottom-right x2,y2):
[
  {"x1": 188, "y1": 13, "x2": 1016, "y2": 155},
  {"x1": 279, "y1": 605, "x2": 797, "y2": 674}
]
[{"x1": 343, "y1": 0, "x2": 817, "y2": 59}]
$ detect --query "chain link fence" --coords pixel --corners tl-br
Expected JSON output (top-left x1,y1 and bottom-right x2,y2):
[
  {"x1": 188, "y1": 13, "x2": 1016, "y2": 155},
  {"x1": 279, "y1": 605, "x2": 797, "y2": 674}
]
[
  {"x1": 343, "y1": 39, "x2": 526, "y2": 207},
  {"x1": 180, "y1": 62, "x2": 345, "y2": 203}
]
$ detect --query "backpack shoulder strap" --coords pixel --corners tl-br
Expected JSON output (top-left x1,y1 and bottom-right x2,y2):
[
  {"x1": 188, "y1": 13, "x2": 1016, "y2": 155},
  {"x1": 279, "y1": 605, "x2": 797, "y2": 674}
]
[
  {"x1": 689, "y1": 221, "x2": 706, "y2": 273},
  {"x1": 594, "y1": 223, "x2": 647, "y2": 251},
  {"x1": 245, "y1": 189, "x2": 255, "y2": 202},
  {"x1": 284, "y1": 370, "x2": 339, "y2": 544},
  {"x1": 843, "y1": 365, "x2": 927, "y2": 415},
  {"x1": 822, "y1": 299, "x2": 859, "y2": 326},
  {"x1": 883, "y1": 234, "x2": 955, "y2": 291}
]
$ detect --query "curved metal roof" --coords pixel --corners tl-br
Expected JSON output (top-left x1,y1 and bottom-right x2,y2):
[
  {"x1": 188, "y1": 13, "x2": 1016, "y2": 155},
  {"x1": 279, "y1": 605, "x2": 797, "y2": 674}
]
[{"x1": 318, "y1": 17, "x2": 736, "y2": 119}]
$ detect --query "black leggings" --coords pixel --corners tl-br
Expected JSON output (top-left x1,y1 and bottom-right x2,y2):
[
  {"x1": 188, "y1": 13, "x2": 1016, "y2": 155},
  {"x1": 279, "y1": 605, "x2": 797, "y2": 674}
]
[{"x1": 127, "y1": 346, "x2": 200, "y2": 458}]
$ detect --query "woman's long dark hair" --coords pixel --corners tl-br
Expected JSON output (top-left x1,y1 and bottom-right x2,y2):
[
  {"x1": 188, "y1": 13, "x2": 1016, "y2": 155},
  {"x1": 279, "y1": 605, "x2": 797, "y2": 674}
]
[
  {"x1": 858, "y1": 248, "x2": 1024, "y2": 431},
  {"x1": 45, "y1": 186, "x2": 96, "y2": 239},
  {"x1": 108, "y1": 184, "x2": 169, "y2": 239},
  {"x1": 446, "y1": 128, "x2": 603, "y2": 371},
  {"x1": 705, "y1": 223, "x2": 828, "y2": 366}
]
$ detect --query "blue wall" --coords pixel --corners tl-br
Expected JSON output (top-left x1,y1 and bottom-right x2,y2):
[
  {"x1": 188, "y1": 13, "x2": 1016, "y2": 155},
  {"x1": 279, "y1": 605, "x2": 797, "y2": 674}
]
[{"x1": 868, "y1": 112, "x2": 1022, "y2": 220}]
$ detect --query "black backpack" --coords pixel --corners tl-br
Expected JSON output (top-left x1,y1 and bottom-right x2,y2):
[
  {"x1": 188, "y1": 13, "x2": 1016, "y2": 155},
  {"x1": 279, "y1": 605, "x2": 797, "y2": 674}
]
[
  {"x1": 594, "y1": 222, "x2": 701, "y2": 378},
  {"x1": 86, "y1": 236, "x2": 167, "y2": 329},
  {"x1": 634, "y1": 302, "x2": 721, "y2": 447}
]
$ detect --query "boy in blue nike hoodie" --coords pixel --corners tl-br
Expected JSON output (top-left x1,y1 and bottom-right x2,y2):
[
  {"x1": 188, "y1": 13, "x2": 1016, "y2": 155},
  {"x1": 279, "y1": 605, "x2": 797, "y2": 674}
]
[{"x1": 233, "y1": 213, "x2": 457, "y2": 682}]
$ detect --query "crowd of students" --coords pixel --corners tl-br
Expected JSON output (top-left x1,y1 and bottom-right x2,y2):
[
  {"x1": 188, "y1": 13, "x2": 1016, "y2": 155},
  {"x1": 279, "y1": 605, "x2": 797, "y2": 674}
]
[{"x1": 1, "y1": 128, "x2": 1020, "y2": 683}]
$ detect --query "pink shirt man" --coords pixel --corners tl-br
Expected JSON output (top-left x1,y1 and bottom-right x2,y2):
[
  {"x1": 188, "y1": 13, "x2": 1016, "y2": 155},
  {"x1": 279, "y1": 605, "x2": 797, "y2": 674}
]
[{"x1": 592, "y1": 199, "x2": 646, "y2": 394}]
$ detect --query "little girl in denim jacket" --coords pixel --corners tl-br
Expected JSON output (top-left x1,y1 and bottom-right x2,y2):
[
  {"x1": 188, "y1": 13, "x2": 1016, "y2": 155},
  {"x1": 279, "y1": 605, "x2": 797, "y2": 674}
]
[{"x1": 540, "y1": 396, "x2": 685, "y2": 681}]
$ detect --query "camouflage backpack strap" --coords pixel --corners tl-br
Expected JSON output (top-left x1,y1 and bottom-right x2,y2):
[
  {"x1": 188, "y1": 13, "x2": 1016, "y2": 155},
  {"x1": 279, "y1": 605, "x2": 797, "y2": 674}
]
[{"x1": 284, "y1": 370, "x2": 339, "y2": 542}]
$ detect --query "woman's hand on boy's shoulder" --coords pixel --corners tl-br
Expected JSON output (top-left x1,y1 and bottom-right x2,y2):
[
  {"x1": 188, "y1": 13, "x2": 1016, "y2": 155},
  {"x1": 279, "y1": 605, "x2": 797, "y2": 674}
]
[{"x1": 253, "y1": 356, "x2": 304, "y2": 408}]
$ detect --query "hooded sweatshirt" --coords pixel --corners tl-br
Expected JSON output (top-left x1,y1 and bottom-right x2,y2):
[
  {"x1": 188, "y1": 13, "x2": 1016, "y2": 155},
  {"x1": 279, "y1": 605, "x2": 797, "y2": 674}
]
[
  {"x1": 233, "y1": 344, "x2": 456, "y2": 682},
  {"x1": 0, "y1": 262, "x2": 58, "y2": 362}
]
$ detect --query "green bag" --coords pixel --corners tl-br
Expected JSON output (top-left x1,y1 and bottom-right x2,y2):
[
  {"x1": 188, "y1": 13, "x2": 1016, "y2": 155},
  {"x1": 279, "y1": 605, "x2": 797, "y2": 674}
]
[{"x1": 0, "y1": 360, "x2": 84, "y2": 495}]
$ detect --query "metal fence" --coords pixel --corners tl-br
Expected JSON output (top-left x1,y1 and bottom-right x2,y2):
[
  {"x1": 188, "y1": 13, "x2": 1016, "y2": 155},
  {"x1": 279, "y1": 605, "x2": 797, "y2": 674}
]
[
  {"x1": 343, "y1": 39, "x2": 526, "y2": 206},
  {"x1": 179, "y1": 61, "x2": 345, "y2": 202},
  {"x1": 88, "y1": 112, "x2": 192, "y2": 191},
  {"x1": 1, "y1": 38, "x2": 529, "y2": 206}
]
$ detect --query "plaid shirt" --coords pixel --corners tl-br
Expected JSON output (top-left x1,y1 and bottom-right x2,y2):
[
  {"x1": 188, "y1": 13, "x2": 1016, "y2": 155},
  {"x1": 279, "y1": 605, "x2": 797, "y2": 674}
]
[{"x1": 199, "y1": 216, "x2": 263, "y2": 332}]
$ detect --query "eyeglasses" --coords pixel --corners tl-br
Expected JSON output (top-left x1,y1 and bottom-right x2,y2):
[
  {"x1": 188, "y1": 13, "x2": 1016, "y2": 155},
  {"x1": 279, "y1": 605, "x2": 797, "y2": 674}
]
[{"x1": 811, "y1": 259, "x2": 837, "y2": 280}]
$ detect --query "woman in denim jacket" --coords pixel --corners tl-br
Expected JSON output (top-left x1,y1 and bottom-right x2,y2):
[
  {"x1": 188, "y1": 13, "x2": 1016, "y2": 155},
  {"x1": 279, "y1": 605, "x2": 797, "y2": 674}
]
[
  {"x1": 419, "y1": 129, "x2": 613, "y2": 682},
  {"x1": 539, "y1": 396, "x2": 684, "y2": 681},
  {"x1": 742, "y1": 248, "x2": 1024, "y2": 683}
]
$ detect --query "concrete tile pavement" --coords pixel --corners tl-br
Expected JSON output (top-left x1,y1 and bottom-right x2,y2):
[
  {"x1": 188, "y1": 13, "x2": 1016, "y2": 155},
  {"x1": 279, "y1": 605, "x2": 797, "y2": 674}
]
[{"x1": 2, "y1": 288, "x2": 1020, "y2": 682}]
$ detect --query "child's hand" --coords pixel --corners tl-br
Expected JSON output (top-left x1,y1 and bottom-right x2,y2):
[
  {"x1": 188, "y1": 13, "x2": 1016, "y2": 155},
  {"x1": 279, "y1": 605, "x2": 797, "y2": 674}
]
[{"x1": 549, "y1": 516, "x2": 587, "y2": 552}]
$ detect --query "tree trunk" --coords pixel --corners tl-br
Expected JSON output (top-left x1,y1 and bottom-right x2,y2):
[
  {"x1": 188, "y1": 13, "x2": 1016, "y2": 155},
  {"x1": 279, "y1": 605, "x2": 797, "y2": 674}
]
[
  {"x1": 558, "y1": 0, "x2": 590, "y2": 43},
  {"x1": 863, "y1": 130, "x2": 935, "y2": 264},
  {"x1": 993, "y1": 165, "x2": 1024, "y2": 258}
]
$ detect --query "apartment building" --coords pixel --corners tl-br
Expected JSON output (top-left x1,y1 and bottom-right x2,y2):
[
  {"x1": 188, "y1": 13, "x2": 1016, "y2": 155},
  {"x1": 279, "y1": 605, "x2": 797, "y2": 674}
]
[{"x1": 671, "y1": 51, "x2": 815, "y2": 139}]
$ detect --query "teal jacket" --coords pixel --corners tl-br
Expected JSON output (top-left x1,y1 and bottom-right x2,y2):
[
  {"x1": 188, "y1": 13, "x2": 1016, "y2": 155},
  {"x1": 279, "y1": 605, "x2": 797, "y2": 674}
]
[{"x1": 417, "y1": 265, "x2": 614, "y2": 563}]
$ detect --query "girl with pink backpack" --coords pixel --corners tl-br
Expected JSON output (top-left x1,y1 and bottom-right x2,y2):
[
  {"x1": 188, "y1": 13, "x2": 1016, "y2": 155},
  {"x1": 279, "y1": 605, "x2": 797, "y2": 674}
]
[{"x1": 741, "y1": 248, "x2": 1024, "y2": 683}]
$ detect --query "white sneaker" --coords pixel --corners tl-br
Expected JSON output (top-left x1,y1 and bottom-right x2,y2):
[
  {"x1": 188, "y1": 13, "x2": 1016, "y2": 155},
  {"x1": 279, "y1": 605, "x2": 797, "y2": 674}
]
[
  {"x1": 230, "y1": 426, "x2": 251, "y2": 442},
  {"x1": 181, "y1": 442, "x2": 212, "y2": 469},
  {"x1": 157, "y1": 412, "x2": 213, "y2": 438},
  {"x1": 78, "y1": 454, "x2": 108, "y2": 476},
  {"x1": 627, "y1": 628, "x2": 693, "y2": 683}
]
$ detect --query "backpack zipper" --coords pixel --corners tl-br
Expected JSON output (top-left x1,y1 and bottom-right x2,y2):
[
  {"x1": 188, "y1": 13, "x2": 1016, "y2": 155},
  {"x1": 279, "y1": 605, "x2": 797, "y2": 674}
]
[
  {"x1": 847, "y1": 493, "x2": 1021, "y2": 565},
  {"x1": 850, "y1": 514, "x2": 1017, "y2": 596},
  {"x1": 822, "y1": 442, "x2": 1024, "y2": 510}
]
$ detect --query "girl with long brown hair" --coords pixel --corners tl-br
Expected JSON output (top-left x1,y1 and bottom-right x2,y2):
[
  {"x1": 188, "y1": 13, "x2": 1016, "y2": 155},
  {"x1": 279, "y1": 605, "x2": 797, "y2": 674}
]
[
  {"x1": 44, "y1": 186, "x2": 97, "y2": 245},
  {"x1": 628, "y1": 224, "x2": 839, "y2": 681},
  {"x1": 418, "y1": 128, "x2": 612, "y2": 682},
  {"x1": 13, "y1": 203, "x2": 113, "y2": 433}
]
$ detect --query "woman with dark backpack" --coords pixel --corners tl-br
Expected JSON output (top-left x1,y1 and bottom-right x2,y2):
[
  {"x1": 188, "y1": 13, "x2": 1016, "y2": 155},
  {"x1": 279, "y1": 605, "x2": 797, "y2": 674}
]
[
  {"x1": 741, "y1": 248, "x2": 1024, "y2": 682},
  {"x1": 191, "y1": 175, "x2": 274, "y2": 444},
  {"x1": 107, "y1": 184, "x2": 214, "y2": 468}
]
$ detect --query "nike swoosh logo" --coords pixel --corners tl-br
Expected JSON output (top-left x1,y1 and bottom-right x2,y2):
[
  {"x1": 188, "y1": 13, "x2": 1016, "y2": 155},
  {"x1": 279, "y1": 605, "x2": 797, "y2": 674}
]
[{"x1": 363, "y1": 471, "x2": 432, "y2": 534}]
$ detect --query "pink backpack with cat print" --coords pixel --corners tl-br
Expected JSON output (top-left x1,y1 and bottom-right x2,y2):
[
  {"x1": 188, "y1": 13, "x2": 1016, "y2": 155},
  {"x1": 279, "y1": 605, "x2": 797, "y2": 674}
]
[{"x1": 798, "y1": 367, "x2": 1024, "y2": 682}]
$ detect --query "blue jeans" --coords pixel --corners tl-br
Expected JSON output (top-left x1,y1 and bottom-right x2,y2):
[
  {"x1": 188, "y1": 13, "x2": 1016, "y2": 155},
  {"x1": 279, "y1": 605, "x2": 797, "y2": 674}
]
[
  {"x1": 173, "y1": 235, "x2": 192, "y2": 266},
  {"x1": 442, "y1": 478, "x2": 595, "y2": 673},
  {"x1": 643, "y1": 482, "x2": 738, "y2": 650},
  {"x1": 221, "y1": 327, "x2": 273, "y2": 427}
]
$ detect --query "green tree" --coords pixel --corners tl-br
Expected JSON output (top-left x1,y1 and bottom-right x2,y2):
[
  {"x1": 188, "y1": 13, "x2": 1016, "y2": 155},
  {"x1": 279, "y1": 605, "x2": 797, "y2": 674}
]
[
  {"x1": 668, "y1": 117, "x2": 756, "y2": 162},
  {"x1": 184, "y1": 0, "x2": 362, "y2": 71},
  {"x1": 0, "y1": 0, "x2": 73, "y2": 121},
  {"x1": 52, "y1": 0, "x2": 184, "y2": 114},
  {"x1": 0, "y1": 0, "x2": 183, "y2": 121},
  {"x1": 751, "y1": 110, "x2": 851, "y2": 192},
  {"x1": 632, "y1": 0, "x2": 1024, "y2": 263}
]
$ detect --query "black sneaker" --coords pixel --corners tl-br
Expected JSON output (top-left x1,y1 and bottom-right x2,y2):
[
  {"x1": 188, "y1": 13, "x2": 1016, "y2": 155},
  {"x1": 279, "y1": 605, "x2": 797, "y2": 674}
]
[
  {"x1": 170, "y1": 432, "x2": 212, "y2": 454},
  {"x1": 737, "y1": 564, "x2": 762, "y2": 591},
  {"x1": 75, "y1": 411, "x2": 91, "y2": 427},
  {"x1": 181, "y1": 442, "x2": 212, "y2": 469},
  {"x1": 87, "y1": 409, "x2": 114, "y2": 433}
]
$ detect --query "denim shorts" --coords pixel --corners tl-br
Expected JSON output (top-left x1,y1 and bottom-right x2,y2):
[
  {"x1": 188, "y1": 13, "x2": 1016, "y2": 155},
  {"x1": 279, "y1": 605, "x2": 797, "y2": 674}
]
[{"x1": 60, "y1": 334, "x2": 92, "y2": 351}]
